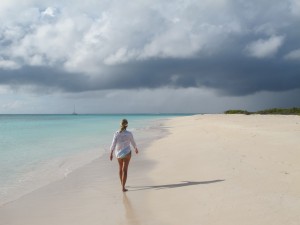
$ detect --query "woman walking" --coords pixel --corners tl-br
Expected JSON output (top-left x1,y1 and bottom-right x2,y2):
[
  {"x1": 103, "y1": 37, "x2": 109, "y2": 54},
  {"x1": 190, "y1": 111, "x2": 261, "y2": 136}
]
[{"x1": 110, "y1": 119, "x2": 138, "y2": 192}]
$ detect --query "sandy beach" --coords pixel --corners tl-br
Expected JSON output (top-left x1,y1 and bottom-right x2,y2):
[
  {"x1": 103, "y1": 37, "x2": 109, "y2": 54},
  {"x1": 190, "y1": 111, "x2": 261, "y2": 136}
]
[{"x1": 1, "y1": 114, "x2": 300, "y2": 225}]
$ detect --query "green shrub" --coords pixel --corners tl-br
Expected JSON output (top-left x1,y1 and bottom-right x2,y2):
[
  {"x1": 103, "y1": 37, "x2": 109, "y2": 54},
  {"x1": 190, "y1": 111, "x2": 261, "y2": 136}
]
[
  {"x1": 225, "y1": 107, "x2": 300, "y2": 115},
  {"x1": 257, "y1": 107, "x2": 300, "y2": 115},
  {"x1": 224, "y1": 110, "x2": 251, "y2": 115}
]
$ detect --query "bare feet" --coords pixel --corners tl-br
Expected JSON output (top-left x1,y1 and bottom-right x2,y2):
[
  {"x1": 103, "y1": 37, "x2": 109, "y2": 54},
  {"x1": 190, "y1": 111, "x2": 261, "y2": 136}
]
[{"x1": 122, "y1": 188, "x2": 128, "y2": 192}]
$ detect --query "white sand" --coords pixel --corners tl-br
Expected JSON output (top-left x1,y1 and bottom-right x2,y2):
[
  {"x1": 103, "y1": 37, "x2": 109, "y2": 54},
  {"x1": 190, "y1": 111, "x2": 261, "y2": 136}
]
[
  {"x1": 1, "y1": 114, "x2": 299, "y2": 225},
  {"x1": 141, "y1": 114, "x2": 300, "y2": 224}
]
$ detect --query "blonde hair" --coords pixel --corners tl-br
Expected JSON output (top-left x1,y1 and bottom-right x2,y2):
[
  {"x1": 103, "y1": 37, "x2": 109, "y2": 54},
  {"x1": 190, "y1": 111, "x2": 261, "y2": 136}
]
[{"x1": 119, "y1": 119, "x2": 128, "y2": 132}]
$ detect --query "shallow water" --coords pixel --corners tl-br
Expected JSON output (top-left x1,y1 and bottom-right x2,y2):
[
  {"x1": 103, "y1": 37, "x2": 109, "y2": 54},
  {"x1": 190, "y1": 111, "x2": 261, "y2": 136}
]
[{"x1": 0, "y1": 114, "x2": 189, "y2": 205}]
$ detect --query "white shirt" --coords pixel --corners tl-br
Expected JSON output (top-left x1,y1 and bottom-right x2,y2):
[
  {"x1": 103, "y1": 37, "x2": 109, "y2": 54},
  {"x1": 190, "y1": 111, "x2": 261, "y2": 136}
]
[{"x1": 110, "y1": 130, "x2": 137, "y2": 158}]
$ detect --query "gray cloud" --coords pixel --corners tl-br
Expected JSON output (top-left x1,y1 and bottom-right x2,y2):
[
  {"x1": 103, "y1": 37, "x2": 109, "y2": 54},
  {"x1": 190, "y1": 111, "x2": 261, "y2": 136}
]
[
  {"x1": 1, "y1": 53, "x2": 299, "y2": 96},
  {"x1": 0, "y1": 0, "x2": 300, "y2": 109}
]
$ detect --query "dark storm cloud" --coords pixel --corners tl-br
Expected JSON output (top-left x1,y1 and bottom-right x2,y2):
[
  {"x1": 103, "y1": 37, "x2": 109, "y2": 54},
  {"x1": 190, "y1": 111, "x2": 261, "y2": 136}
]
[
  {"x1": 0, "y1": 0, "x2": 300, "y2": 96},
  {"x1": 101, "y1": 54, "x2": 300, "y2": 96},
  {"x1": 1, "y1": 53, "x2": 299, "y2": 96}
]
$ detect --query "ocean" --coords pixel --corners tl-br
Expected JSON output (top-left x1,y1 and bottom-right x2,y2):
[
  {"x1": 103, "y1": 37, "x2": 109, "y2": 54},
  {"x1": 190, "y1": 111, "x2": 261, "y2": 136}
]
[{"x1": 0, "y1": 114, "x2": 189, "y2": 205}]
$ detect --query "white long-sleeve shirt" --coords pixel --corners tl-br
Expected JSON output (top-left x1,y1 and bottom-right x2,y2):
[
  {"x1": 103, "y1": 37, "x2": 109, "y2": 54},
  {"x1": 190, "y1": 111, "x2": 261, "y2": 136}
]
[{"x1": 110, "y1": 130, "x2": 137, "y2": 158}]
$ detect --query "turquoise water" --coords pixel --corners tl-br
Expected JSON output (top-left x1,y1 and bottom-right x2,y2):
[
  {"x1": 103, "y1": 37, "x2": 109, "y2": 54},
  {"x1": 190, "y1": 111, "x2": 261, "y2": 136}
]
[{"x1": 0, "y1": 114, "x2": 190, "y2": 204}]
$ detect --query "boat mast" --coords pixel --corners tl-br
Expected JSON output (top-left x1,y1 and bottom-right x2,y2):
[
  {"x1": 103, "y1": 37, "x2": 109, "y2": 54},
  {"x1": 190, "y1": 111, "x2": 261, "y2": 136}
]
[{"x1": 73, "y1": 104, "x2": 77, "y2": 115}]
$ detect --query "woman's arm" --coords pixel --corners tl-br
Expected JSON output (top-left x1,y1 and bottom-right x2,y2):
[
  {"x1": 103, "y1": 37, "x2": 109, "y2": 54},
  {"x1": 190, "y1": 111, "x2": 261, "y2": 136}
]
[
  {"x1": 129, "y1": 133, "x2": 138, "y2": 154},
  {"x1": 109, "y1": 132, "x2": 118, "y2": 160}
]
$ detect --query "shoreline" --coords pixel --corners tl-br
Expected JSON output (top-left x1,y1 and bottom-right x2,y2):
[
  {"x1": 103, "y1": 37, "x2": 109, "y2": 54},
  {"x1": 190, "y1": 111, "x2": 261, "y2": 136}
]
[
  {"x1": 0, "y1": 147, "x2": 103, "y2": 206},
  {"x1": 0, "y1": 115, "x2": 169, "y2": 210},
  {"x1": 1, "y1": 114, "x2": 300, "y2": 225},
  {"x1": 0, "y1": 116, "x2": 170, "y2": 207}
]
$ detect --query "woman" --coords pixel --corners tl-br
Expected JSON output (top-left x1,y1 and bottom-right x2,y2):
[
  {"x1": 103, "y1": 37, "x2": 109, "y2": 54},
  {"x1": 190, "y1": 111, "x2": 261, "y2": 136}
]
[{"x1": 110, "y1": 119, "x2": 138, "y2": 192}]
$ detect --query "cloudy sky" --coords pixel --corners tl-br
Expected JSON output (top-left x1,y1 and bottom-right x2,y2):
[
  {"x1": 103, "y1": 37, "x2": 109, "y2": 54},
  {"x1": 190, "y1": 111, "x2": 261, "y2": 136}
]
[{"x1": 0, "y1": 0, "x2": 300, "y2": 113}]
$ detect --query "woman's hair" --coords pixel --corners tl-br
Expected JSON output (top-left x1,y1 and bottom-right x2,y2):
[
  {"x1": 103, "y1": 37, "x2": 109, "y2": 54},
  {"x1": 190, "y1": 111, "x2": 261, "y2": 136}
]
[{"x1": 119, "y1": 119, "x2": 128, "y2": 132}]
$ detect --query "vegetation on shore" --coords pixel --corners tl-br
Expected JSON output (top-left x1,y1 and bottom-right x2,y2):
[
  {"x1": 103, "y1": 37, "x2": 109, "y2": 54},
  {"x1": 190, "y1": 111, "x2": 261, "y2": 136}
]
[{"x1": 224, "y1": 107, "x2": 300, "y2": 115}]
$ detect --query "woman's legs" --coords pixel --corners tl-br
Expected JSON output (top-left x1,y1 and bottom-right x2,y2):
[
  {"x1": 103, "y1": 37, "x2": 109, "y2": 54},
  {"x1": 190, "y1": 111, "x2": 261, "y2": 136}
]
[{"x1": 117, "y1": 153, "x2": 131, "y2": 192}]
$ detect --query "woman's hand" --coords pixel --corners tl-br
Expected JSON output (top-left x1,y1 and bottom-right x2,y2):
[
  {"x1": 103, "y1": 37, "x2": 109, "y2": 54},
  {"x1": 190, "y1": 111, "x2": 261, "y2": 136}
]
[
  {"x1": 110, "y1": 152, "x2": 113, "y2": 161},
  {"x1": 135, "y1": 147, "x2": 139, "y2": 154}
]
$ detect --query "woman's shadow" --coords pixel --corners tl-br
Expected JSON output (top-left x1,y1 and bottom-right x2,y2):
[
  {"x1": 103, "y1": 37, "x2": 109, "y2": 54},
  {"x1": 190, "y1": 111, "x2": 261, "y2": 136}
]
[{"x1": 128, "y1": 180, "x2": 225, "y2": 191}]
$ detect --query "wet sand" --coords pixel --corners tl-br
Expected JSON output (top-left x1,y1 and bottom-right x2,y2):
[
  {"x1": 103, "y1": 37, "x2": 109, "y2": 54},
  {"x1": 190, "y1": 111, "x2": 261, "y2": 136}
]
[{"x1": 1, "y1": 114, "x2": 300, "y2": 225}]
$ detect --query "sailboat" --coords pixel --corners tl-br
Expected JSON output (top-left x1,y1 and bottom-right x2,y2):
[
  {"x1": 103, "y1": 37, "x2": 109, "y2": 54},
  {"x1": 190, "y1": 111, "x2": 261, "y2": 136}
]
[{"x1": 72, "y1": 105, "x2": 78, "y2": 115}]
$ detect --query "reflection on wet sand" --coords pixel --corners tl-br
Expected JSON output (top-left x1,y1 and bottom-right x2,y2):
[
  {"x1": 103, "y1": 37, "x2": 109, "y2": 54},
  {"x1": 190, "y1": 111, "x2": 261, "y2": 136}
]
[{"x1": 123, "y1": 193, "x2": 140, "y2": 225}]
